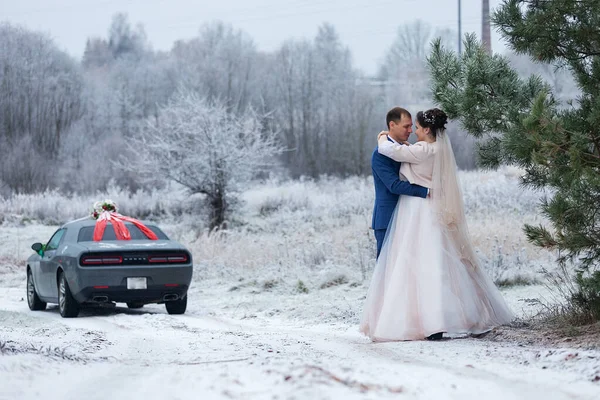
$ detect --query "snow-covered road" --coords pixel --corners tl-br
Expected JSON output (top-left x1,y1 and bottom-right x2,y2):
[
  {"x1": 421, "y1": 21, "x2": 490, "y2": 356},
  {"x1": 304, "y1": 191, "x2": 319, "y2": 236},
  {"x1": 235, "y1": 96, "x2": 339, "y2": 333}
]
[{"x1": 1, "y1": 285, "x2": 599, "y2": 400}]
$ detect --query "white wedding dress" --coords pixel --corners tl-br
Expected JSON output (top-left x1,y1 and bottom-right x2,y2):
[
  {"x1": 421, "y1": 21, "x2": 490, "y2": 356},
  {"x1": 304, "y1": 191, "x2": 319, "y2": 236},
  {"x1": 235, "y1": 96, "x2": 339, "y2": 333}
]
[{"x1": 360, "y1": 133, "x2": 514, "y2": 341}]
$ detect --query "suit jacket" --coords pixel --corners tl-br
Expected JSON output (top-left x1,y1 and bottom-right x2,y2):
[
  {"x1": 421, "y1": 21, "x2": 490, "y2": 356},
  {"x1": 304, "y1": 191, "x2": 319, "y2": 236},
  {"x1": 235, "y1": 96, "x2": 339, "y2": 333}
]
[{"x1": 371, "y1": 140, "x2": 428, "y2": 230}]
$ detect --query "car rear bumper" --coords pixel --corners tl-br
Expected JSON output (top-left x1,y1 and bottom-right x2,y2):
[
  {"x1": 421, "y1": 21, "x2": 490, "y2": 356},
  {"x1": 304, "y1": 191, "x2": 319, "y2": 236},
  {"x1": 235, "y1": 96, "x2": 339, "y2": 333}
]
[
  {"x1": 70, "y1": 264, "x2": 193, "y2": 304},
  {"x1": 76, "y1": 284, "x2": 189, "y2": 304}
]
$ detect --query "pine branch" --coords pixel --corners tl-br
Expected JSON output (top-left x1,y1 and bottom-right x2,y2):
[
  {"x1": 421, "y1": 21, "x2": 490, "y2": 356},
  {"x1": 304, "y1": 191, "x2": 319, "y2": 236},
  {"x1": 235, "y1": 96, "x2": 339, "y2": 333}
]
[{"x1": 524, "y1": 224, "x2": 558, "y2": 249}]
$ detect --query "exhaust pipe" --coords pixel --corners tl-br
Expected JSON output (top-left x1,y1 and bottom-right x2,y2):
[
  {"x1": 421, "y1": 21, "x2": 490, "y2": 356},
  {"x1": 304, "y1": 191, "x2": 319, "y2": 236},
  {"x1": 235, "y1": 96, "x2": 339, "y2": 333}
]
[
  {"x1": 163, "y1": 294, "x2": 178, "y2": 301},
  {"x1": 92, "y1": 296, "x2": 109, "y2": 302}
]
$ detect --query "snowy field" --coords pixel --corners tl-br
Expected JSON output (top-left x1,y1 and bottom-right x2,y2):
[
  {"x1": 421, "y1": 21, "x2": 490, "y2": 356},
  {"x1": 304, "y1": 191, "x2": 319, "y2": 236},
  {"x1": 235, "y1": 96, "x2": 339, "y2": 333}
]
[{"x1": 1, "y1": 167, "x2": 599, "y2": 399}]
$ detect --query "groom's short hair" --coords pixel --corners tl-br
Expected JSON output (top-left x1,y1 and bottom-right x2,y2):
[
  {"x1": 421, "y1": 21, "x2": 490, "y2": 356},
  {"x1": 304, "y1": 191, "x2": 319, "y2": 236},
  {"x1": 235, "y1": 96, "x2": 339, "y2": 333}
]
[{"x1": 386, "y1": 107, "x2": 411, "y2": 128}]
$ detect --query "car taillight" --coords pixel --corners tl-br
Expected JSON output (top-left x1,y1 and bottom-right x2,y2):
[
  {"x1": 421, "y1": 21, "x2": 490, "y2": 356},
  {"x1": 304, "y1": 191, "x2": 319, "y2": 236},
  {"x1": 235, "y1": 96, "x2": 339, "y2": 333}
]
[
  {"x1": 81, "y1": 255, "x2": 123, "y2": 265},
  {"x1": 148, "y1": 254, "x2": 188, "y2": 263}
]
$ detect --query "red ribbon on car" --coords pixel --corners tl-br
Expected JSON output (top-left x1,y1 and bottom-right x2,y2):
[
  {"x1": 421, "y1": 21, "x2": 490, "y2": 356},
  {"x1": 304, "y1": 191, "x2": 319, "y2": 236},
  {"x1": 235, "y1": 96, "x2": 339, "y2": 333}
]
[{"x1": 93, "y1": 211, "x2": 159, "y2": 241}]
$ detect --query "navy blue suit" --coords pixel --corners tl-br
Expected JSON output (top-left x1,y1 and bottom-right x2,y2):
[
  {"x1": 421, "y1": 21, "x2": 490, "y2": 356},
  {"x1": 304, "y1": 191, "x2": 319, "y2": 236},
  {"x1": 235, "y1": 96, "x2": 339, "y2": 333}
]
[{"x1": 371, "y1": 140, "x2": 428, "y2": 258}]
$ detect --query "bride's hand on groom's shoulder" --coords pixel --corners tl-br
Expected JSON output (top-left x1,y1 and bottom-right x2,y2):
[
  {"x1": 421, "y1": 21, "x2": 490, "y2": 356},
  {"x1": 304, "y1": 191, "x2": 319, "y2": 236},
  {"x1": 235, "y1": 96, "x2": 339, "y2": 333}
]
[{"x1": 377, "y1": 131, "x2": 389, "y2": 142}]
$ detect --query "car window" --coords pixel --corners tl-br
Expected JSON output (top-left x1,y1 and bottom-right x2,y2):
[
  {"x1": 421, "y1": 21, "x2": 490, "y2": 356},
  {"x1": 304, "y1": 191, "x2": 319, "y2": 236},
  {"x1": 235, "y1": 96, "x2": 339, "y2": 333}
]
[
  {"x1": 77, "y1": 224, "x2": 169, "y2": 242},
  {"x1": 46, "y1": 229, "x2": 66, "y2": 251}
]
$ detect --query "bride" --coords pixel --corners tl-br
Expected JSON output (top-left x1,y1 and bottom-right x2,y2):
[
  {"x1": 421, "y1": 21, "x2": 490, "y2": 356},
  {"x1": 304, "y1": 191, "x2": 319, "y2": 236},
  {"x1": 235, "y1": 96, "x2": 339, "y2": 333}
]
[{"x1": 359, "y1": 108, "x2": 514, "y2": 341}]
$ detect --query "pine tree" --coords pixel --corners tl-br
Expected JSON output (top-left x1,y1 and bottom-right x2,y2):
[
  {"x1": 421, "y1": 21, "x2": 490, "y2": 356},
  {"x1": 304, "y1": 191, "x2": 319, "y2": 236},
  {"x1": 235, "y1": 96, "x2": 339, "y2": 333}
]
[{"x1": 428, "y1": 0, "x2": 600, "y2": 271}]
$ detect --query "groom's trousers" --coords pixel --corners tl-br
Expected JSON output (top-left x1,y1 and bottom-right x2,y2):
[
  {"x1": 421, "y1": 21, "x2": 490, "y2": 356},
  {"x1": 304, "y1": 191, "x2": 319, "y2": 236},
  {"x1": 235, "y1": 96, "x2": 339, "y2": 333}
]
[{"x1": 374, "y1": 229, "x2": 386, "y2": 259}]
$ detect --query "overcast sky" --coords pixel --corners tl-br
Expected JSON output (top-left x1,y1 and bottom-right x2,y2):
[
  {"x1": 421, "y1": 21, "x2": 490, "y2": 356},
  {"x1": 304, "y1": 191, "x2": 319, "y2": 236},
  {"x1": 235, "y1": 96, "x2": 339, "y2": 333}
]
[{"x1": 1, "y1": 0, "x2": 506, "y2": 74}]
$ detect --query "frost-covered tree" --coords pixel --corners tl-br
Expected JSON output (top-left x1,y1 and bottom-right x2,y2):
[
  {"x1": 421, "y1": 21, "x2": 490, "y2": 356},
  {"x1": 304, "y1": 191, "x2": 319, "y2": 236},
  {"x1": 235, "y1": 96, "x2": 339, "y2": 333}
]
[
  {"x1": 171, "y1": 22, "x2": 258, "y2": 114},
  {"x1": 108, "y1": 13, "x2": 148, "y2": 60},
  {"x1": 271, "y1": 24, "x2": 375, "y2": 177},
  {"x1": 0, "y1": 23, "x2": 83, "y2": 192},
  {"x1": 271, "y1": 39, "x2": 313, "y2": 176},
  {"x1": 75, "y1": 14, "x2": 177, "y2": 193},
  {"x1": 506, "y1": 52, "x2": 579, "y2": 106},
  {"x1": 127, "y1": 91, "x2": 282, "y2": 230},
  {"x1": 378, "y1": 21, "x2": 457, "y2": 106},
  {"x1": 82, "y1": 38, "x2": 112, "y2": 69},
  {"x1": 83, "y1": 13, "x2": 149, "y2": 68},
  {"x1": 313, "y1": 23, "x2": 361, "y2": 175}
]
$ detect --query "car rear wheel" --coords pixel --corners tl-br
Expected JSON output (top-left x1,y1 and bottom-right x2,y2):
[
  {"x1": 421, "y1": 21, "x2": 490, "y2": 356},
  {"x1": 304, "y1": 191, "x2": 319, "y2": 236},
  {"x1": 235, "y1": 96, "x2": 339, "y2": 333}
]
[
  {"x1": 165, "y1": 296, "x2": 187, "y2": 315},
  {"x1": 126, "y1": 302, "x2": 144, "y2": 309},
  {"x1": 58, "y1": 272, "x2": 80, "y2": 318},
  {"x1": 27, "y1": 270, "x2": 46, "y2": 311}
]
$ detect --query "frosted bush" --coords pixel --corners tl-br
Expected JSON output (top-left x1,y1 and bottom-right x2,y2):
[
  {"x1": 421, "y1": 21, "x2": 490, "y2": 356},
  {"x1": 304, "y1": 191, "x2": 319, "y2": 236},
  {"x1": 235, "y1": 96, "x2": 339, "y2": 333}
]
[{"x1": 0, "y1": 182, "x2": 189, "y2": 225}]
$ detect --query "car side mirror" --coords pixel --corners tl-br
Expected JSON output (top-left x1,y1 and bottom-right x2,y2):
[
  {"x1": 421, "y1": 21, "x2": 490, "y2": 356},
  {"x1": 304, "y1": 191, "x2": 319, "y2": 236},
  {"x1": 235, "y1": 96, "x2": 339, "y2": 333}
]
[{"x1": 31, "y1": 242, "x2": 44, "y2": 256}]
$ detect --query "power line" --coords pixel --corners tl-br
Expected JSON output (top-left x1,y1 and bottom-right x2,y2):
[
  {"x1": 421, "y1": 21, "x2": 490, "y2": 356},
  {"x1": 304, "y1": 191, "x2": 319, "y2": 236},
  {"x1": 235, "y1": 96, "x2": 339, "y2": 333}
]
[
  {"x1": 5, "y1": 0, "x2": 392, "y2": 20},
  {"x1": 159, "y1": 0, "x2": 404, "y2": 31},
  {"x1": 4, "y1": 0, "x2": 145, "y2": 18},
  {"x1": 5, "y1": 0, "x2": 482, "y2": 43},
  {"x1": 338, "y1": 18, "x2": 480, "y2": 40}
]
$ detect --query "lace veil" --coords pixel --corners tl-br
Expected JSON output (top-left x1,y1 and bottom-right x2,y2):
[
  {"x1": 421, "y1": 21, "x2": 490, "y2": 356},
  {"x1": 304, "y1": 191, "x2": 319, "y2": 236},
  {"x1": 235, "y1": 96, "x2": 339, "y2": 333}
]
[{"x1": 431, "y1": 129, "x2": 479, "y2": 270}]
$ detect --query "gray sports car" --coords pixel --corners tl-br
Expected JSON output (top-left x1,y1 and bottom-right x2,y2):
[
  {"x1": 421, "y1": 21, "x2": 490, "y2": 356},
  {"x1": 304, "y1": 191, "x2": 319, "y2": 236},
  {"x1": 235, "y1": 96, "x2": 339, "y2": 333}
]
[{"x1": 26, "y1": 218, "x2": 193, "y2": 318}]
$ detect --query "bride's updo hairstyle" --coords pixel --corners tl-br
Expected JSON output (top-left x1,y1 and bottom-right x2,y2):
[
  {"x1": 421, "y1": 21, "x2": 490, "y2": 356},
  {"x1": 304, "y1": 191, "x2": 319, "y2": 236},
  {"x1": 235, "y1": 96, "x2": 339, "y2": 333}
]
[{"x1": 416, "y1": 108, "x2": 448, "y2": 138}]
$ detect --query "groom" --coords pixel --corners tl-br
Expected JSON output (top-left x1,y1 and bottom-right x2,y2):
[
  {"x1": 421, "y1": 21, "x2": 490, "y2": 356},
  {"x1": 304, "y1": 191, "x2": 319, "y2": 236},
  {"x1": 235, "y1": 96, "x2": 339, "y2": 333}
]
[{"x1": 371, "y1": 107, "x2": 428, "y2": 258}]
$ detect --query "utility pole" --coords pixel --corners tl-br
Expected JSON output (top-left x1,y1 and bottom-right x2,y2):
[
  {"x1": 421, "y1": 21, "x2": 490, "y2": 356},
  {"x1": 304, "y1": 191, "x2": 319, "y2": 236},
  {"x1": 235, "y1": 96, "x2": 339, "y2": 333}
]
[
  {"x1": 482, "y1": 0, "x2": 492, "y2": 54},
  {"x1": 458, "y1": 0, "x2": 462, "y2": 55}
]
